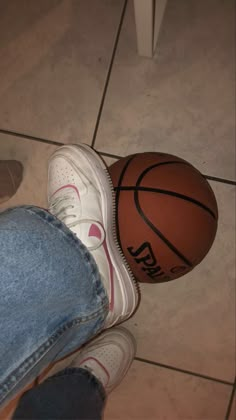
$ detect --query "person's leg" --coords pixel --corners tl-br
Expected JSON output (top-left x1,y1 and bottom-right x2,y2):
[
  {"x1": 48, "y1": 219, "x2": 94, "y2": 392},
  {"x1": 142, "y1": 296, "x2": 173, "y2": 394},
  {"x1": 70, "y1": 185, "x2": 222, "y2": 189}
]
[
  {"x1": 13, "y1": 327, "x2": 135, "y2": 420},
  {"x1": 0, "y1": 143, "x2": 138, "y2": 409},
  {"x1": 0, "y1": 150, "x2": 109, "y2": 408},
  {"x1": 0, "y1": 205, "x2": 108, "y2": 408},
  {"x1": 0, "y1": 160, "x2": 23, "y2": 204},
  {"x1": 13, "y1": 369, "x2": 105, "y2": 420}
]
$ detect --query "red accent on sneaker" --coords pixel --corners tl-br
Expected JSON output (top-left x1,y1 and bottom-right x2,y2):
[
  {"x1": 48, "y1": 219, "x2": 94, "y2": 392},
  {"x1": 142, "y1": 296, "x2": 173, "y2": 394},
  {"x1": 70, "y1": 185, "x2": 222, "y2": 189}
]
[
  {"x1": 89, "y1": 223, "x2": 114, "y2": 310},
  {"x1": 52, "y1": 184, "x2": 80, "y2": 199},
  {"x1": 79, "y1": 356, "x2": 110, "y2": 387}
]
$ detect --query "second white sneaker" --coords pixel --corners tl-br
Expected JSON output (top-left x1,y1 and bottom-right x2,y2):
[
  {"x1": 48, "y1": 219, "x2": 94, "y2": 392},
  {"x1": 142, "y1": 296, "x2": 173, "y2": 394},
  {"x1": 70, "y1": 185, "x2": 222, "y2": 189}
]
[
  {"x1": 48, "y1": 144, "x2": 139, "y2": 328},
  {"x1": 70, "y1": 327, "x2": 136, "y2": 394}
]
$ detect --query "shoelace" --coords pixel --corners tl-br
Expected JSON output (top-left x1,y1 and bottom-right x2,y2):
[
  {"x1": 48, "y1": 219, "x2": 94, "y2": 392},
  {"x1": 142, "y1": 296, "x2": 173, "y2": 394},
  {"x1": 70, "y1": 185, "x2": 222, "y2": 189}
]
[{"x1": 49, "y1": 194, "x2": 105, "y2": 251}]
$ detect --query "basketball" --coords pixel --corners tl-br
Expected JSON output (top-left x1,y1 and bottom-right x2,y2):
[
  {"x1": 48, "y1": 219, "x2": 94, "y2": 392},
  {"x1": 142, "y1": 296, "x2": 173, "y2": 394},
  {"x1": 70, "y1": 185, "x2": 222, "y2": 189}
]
[{"x1": 109, "y1": 152, "x2": 218, "y2": 283}]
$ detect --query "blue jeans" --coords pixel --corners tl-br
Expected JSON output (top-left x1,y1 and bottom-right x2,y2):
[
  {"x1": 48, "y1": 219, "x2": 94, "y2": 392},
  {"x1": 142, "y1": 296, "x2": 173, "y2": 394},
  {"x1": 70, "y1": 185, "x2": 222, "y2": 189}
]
[{"x1": 0, "y1": 206, "x2": 109, "y2": 409}]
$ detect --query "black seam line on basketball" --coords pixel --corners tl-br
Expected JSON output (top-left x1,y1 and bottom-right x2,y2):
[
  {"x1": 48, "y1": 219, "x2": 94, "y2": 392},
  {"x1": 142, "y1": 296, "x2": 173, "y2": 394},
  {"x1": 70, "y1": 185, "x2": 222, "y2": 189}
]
[
  {"x1": 114, "y1": 186, "x2": 216, "y2": 219},
  {"x1": 115, "y1": 155, "x2": 137, "y2": 248},
  {"x1": 136, "y1": 161, "x2": 194, "y2": 185},
  {"x1": 134, "y1": 189, "x2": 193, "y2": 267},
  {"x1": 0, "y1": 128, "x2": 63, "y2": 146},
  {"x1": 91, "y1": 0, "x2": 128, "y2": 148},
  {"x1": 135, "y1": 160, "x2": 208, "y2": 201},
  {"x1": 133, "y1": 159, "x2": 208, "y2": 266},
  {"x1": 134, "y1": 357, "x2": 234, "y2": 386},
  {"x1": 225, "y1": 380, "x2": 236, "y2": 420}
]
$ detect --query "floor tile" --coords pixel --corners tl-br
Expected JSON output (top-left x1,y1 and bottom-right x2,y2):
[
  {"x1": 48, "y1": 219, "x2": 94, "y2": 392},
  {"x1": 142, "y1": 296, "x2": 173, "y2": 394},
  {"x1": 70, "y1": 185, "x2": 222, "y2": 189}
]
[
  {"x1": 95, "y1": 0, "x2": 235, "y2": 180},
  {"x1": 119, "y1": 180, "x2": 235, "y2": 382},
  {"x1": 105, "y1": 360, "x2": 231, "y2": 419},
  {"x1": 0, "y1": 135, "x2": 57, "y2": 209},
  {"x1": 0, "y1": 0, "x2": 124, "y2": 143},
  {"x1": 229, "y1": 391, "x2": 236, "y2": 420}
]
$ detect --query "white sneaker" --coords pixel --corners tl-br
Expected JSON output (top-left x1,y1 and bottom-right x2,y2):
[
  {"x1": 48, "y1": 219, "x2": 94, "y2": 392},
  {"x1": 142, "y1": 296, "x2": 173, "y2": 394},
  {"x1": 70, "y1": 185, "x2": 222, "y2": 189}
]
[
  {"x1": 70, "y1": 327, "x2": 136, "y2": 394},
  {"x1": 48, "y1": 144, "x2": 139, "y2": 328}
]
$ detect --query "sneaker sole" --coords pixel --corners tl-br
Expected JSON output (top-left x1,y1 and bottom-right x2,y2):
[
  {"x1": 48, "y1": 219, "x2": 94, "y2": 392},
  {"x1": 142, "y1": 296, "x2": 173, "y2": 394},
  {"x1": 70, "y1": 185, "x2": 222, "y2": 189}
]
[{"x1": 48, "y1": 144, "x2": 139, "y2": 327}]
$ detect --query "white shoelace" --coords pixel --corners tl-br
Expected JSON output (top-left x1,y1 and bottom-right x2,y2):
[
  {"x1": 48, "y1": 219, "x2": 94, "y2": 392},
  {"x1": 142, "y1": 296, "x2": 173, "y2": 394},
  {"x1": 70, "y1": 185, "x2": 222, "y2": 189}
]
[{"x1": 49, "y1": 194, "x2": 105, "y2": 251}]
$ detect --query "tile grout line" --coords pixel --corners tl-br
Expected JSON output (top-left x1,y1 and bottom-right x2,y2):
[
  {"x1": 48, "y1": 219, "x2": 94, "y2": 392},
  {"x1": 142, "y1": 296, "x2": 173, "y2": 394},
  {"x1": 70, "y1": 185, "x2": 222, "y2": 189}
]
[
  {"x1": 91, "y1": 0, "x2": 128, "y2": 149},
  {"x1": 205, "y1": 175, "x2": 236, "y2": 186},
  {"x1": 134, "y1": 356, "x2": 234, "y2": 386},
  {"x1": 99, "y1": 150, "x2": 122, "y2": 160},
  {"x1": 225, "y1": 378, "x2": 236, "y2": 419},
  {"x1": 0, "y1": 128, "x2": 235, "y2": 186},
  {"x1": 0, "y1": 128, "x2": 62, "y2": 146}
]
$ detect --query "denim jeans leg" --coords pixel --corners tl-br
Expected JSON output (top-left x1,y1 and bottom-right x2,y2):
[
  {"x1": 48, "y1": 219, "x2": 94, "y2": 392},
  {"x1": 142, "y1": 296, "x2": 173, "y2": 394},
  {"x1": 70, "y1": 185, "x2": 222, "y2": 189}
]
[
  {"x1": 0, "y1": 206, "x2": 109, "y2": 408},
  {"x1": 13, "y1": 368, "x2": 106, "y2": 420}
]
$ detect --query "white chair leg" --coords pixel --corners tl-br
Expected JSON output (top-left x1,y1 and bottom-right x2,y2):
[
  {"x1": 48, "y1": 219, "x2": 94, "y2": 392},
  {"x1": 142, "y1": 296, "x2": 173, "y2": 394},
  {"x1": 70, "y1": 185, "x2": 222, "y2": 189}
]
[
  {"x1": 133, "y1": 0, "x2": 167, "y2": 58},
  {"x1": 134, "y1": 0, "x2": 154, "y2": 57},
  {"x1": 153, "y1": 0, "x2": 168, "y2": 53}
]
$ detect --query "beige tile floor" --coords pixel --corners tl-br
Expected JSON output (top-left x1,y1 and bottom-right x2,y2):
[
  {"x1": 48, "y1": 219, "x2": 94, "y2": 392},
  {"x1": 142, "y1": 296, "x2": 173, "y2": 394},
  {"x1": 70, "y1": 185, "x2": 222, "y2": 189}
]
[
  {"x1": 95, "y1": 0, "x2": 235, "y2": 181},
  {"x1": 0, "y1": 0, "x2": 124, "y2": 143},
  {"x1": 229, "y1": 393, "x2": 236, "y2": 420},
  {"x1": 0, "y1": 0, "x2": 235, "y2": 419}
]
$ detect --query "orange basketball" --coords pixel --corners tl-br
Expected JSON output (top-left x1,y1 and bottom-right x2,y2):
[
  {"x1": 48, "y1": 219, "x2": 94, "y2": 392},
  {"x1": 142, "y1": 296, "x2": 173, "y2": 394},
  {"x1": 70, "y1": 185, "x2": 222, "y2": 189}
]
[{"x1": 109, "y1": 152, "x2": 218, "y2": 283}]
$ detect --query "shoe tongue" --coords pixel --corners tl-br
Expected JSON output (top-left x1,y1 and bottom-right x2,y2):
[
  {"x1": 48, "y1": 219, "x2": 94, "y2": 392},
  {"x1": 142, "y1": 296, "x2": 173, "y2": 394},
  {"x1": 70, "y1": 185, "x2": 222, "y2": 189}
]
[
  {"x1": 72, "y1": 221, "x2": 104, "y2": 251},
  {"x1": 50, "y1": 187, "x2": 77, "y2": 209},
  {"x1": 50, "y1": 186, "x2": 79, "y2": 218}
]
